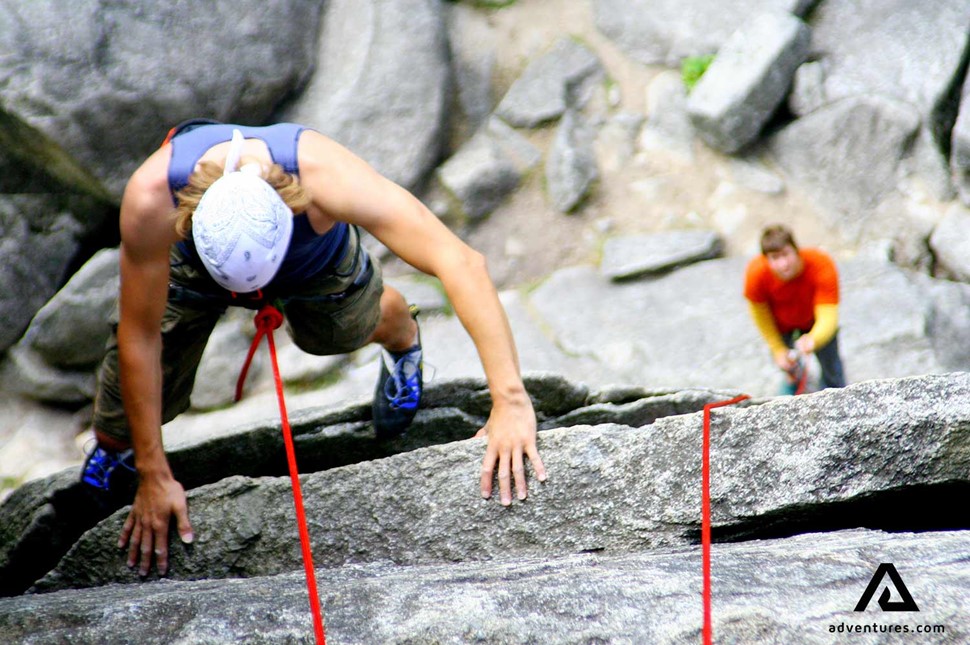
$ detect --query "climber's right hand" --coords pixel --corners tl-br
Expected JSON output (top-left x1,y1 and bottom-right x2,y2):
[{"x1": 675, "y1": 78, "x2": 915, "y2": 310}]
[{"x1": 119, "y1": 470, "x2": 194, "y2": 577}]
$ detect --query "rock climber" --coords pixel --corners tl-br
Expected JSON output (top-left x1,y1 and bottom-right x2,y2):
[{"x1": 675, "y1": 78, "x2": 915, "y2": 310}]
[{"x1": 80, "y1": 120, "x2": 546, "y2": 577}]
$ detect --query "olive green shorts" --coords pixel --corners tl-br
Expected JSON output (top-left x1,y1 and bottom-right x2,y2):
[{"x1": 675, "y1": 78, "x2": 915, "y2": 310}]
[{"x1": 92, "y1": 226, "x2": 383, "y2": 443}]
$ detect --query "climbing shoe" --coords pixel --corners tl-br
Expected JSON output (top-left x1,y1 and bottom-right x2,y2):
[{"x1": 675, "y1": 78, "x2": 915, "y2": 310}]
[
  {"x1": 372, "y1": 305, "x2": 422, "y2": 440},
  {"x1": 81, "y1": 444, "x2": 136, "y2": 495}
]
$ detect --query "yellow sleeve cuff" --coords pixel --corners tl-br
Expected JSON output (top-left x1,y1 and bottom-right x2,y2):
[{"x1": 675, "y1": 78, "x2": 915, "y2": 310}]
[
  {"x1": 808, "y1": 303, "x2": 839, "y2": 348},
  {"x1": 748, "y1": 301, "x2": 787, "y2": 355}
]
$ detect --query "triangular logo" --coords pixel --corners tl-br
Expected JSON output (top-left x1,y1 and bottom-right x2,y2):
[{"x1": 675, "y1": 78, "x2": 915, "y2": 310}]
[{"x1": 854, "y1": 563, "x2": 920, "y2": 612}]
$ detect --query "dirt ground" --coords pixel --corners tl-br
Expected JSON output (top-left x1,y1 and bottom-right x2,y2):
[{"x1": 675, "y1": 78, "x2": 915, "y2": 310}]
[{"x1": 420, "y1": 0, "x2": 856, "y2": 292}]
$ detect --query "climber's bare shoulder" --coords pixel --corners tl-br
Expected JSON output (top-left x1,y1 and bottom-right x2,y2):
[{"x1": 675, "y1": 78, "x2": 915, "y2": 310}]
[{"x1": 120, "y1": 144, "x2": 181, "y2": 256}]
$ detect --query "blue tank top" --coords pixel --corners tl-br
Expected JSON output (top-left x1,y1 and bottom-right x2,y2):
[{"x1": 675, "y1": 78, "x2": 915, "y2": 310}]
[{"x1": 169, "y1": 122, "x2": 349, "y2": 289}]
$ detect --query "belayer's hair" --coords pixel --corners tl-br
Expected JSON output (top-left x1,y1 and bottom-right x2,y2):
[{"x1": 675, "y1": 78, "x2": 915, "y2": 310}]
[
  {"x1": 172, "y1": 158, "x2": 311, "y2": 239},
  {"x1": 760, "y1": 224, "x2": 798, "y2": 255}
]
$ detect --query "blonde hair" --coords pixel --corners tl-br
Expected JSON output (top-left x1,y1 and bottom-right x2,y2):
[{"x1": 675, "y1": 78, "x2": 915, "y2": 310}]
[{"x1": 173, "y1": 158, "x2": 312, "y2": 238}]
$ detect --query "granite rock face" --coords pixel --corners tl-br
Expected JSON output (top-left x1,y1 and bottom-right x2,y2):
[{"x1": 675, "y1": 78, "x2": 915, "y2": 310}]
[
  {"x1": 0, "y1": 0, "x2": 324, "y2": 197},
  {"x1": 14, "y1": 373, "x2": 969, "y2": 594},
  {"x1": 1, "y1": 373, "x2": 968, "y2": 640},
  {"x1": 1, "y1": 529, "x2": 967, "y2": 645}
]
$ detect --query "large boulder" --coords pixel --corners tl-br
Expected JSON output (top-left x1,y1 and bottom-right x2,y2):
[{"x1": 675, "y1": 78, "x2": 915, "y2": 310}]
[
  {"x1": 592, "y1": 0, "x2": 816, "y2": 66},
  {"x1": 436, "y1": 116, "x2": 541, "y2": 220},
  {"x1": 0, "y1": 0, "x2": 322, "y2": 354},
  {"x1": 792, "y1": 0, "x2": 970, "y2": 129},
  {"x1": 281, "y1": 0, "x2": 450, "y2": 190},
  {"x1": 769, "y1": 97, "x2": 921, "y2": 235},
  {"x1": 686, "y1": 11, "x2": 810, "y2": 153},
  {"x1": 0, "y1": 197, "x2": 88, "y2": 353},
  {"x1": 0, "y1": 0, "x2": 323, "y2": 198},
  {"x1": 545, "y1": 109, "x2": 599, "y2": 212},
  {"x1": 494, "y1": 37, "x2": 604, "y2": 128},
  {"x1": 17, "y1": 248, "x2": 119, "y2": 370},
  {"x1": 0, "y1": 529, "x2": 965, "y2": 644},
  {"x1": 787, "y1": 0, "x2": 970, "y2": 200},
  {"x1": 28, "y1": 373, "x2": 970, "y2": 591},
  {"x1": 599, "y1": 230, "x2": 723, "y2": 281},
  {"x1": 0, "y1": 375, "x2": 736, "y2": 595}
]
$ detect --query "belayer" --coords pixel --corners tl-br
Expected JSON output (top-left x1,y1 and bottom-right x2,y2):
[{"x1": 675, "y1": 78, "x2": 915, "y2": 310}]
[{"x1": 744, "y1": 224, "x2": 847, "y2": 395}]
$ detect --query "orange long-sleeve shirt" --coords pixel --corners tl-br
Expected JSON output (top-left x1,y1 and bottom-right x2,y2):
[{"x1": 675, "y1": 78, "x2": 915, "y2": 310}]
[{"x1": 744, "y1": 248, "x2": 840, "y2": 350}]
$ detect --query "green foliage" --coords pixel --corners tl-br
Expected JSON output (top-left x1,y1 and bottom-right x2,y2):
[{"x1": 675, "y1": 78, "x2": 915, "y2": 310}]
[{"x1": 681, "y1": 54, "x2": 715, "y2": 92}]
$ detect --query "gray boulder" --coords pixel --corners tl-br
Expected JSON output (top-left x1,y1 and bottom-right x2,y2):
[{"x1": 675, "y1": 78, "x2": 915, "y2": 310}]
[
  {"x1": 19, "y1": 248, "x2": 118, "y2": 370},
  {"x1": 545, "y1": 109, "x2": 599, "y2": 212},
  {"x1": 494, "y1": 38, "x2": 604, "y2": 128},
  {"x1": 436, "y1": 117, "x2": 541, "y2": 220},
  {"x1": 687, "y1": 11, "x2": 811, "y2": 153},
  {"x1": 0, "y1": 344, "x2": 96, "y2": 405},
  {"x1": 593, "y1": 0, "x2": 816, "y2": 67},
  {"x1": 769, "y1": 96, "x2": 920, "y2": 235},
  {"x1": 443, "y1": 1, "x2": 497, "y2": 139},
  {"x1": 0, "y1": 375, "x2": 737, "y2": 596},
  {"x1": 792, "y1": 0, "x2": 970, "y2": 199},
  {"x1": 0, "y1": 198, "x2": 84, "y2": 353},
  {"x1": 795, "y1": 0, "x2": 970, "y2": 131},
  {"x1": 929, "y1": 203, "x2": 970, "y2": 283},
  {"x1": 639, "y1": 71, "x2": 694, "y2": 160},
  {"x1": 788, "y1": 60, "x2": 827, "y2": 116},
  {"x1": 30, "y1": 373, "x2": 970, "y2": 592},
  {"x1": 0, "y1": 529, "x2": 966, "y2": 644},
  {"x1": 600, "y1": 230, "x2": 723, "y2": 280},
  {"x1": 0, "y1": 0, "x2": 321, "y2": 356},
  {"x1": 281, "y1": 0, "x2": 449, "y2": 190},
  {"x1": 0, "y1": 0, "x2": 323, "y2": 198}
]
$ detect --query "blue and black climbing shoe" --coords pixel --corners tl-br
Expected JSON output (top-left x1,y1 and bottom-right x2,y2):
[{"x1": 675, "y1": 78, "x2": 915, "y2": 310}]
[
  {"x1": 81, "y1": 444, "x2": 136, "y2": 496},
  {"x1": 372, "y1": 305, "x2": 422, "y2": 440}
]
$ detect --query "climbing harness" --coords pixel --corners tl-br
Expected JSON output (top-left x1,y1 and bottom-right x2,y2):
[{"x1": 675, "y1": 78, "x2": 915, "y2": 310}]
[
  {"x1": 237, "y1": 303, "x2": 326, "y2": 644},
  {"x1": 701, "y1": 393, "x2": 750, "y2": 645}
]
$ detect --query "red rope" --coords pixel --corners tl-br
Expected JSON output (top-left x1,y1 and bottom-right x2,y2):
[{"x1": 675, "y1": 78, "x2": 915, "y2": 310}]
[
  {"x1": 784, "y1": 350, "x2": 810, "y2": 397},
  {"x1": 793, "y1": 355, "x2": 809, "y2": 396},
  {"x1": 240, "y1": 304, "x2": 326, "y2": 644},
  {"x1": 702, "y1": 394, "x2": 750, "y2": 645}
]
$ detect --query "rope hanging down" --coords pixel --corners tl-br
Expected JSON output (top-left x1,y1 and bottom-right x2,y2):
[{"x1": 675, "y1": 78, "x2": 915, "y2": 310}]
[
  {"x1": 239, "y1": 304, "x2": 326, "y2": 644},
  {"x1": 701, "y1": 394, "x2": 750, "y2": 645}
]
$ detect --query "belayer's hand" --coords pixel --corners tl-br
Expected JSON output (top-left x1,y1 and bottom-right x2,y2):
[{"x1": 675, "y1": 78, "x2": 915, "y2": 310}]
[
  {"x1": 119, "y1": 472, "x2": 194, "y2": 577},
  {"x1": 475, "y1": 394, "x2": 546, "y2": 505},
  {"x1": 773, "y1": 348, "x2": 795, "y2": 372},
  {"x1": 794, "y1": 334, "x2": 816, "y2": 355}
]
